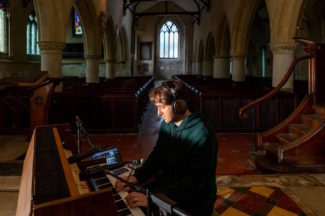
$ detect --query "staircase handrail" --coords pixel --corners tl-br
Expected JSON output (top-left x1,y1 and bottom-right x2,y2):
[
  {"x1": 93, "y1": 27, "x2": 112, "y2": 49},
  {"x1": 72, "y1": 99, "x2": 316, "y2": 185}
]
[{"x1": 239, "y1": 54, "x2": 313, "y2": 119}]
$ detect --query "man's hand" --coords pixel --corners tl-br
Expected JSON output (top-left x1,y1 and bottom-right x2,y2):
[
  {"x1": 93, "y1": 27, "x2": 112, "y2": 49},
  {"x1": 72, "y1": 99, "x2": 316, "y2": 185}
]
[
  {"x1": 125, "y1": 192, "x2": 148, "y2": 208},
  {"x1": 115, "y1": 175, "x2": 137, "y2": 192}
]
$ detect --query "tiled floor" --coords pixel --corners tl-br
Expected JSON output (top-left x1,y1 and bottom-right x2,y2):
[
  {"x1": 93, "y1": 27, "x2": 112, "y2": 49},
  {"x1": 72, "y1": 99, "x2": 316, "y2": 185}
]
[
  {"x1": 1, "y1": 104, "x2": 325, "y2": 215},
  {"x1": 215, "y1": 186, "x2": 306, "y2": 216}
]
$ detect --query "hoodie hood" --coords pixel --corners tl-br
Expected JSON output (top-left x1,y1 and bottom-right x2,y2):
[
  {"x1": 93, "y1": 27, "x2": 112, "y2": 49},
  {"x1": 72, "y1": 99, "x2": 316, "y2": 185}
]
[{"x1": 171, "y1": 112, "x2": 206, "y2": 131}]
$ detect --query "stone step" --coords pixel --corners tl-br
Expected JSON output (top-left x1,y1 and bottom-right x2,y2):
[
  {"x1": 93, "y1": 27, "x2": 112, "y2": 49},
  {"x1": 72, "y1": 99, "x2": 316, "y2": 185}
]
[
  {"x1": 301, "y1": 114, "x2": 325, "y2": 128},
  {"x1": 275, "y1": 133, "x2": 299, "y2": 145},
  {"x1": 289, "y1": 123, "x2": 311, "y2": 136},
  {"x1": 313, "y1": 105, "x2": 325, "y2": 117}
]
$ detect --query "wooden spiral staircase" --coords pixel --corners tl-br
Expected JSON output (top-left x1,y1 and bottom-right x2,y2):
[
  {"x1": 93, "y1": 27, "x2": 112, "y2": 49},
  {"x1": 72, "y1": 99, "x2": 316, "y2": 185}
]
[{"x1": 239, "y1": 39, "x2": 325, "y2": 173}]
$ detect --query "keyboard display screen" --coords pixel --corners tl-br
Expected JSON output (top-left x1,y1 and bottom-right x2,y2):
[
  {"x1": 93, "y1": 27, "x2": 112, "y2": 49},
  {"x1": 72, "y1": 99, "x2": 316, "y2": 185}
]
[{"x1": 90, "y1": 147, "x2": 122, "y2": 166}]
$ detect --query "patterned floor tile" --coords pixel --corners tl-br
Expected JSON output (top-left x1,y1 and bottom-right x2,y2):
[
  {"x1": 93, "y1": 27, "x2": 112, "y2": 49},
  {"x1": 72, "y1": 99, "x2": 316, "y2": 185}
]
[{"x1": 215, "y1": 187, "x2": 306, "y2": 216}]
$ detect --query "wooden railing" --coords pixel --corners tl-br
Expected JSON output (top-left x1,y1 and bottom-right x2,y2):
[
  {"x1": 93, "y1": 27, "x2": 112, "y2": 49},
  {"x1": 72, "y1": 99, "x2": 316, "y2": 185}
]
[
  {"x1": 173, "y1": 75, "x2": 298, "y2": 132},
  {"x1": 239, "y1": 54, "x2": 313, "y2": 119}
]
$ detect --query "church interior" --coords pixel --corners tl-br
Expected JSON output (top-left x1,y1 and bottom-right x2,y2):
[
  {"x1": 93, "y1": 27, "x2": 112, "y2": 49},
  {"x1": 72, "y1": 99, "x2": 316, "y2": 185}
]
[{"x1": 1, "y1": 0, "x2": 325, "y2": 215}]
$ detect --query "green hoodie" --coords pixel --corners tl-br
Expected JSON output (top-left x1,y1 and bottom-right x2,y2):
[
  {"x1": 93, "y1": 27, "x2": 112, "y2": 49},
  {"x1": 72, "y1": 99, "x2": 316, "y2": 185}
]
[{"x1": 134, "y1": 112, "x2": 218, "y2": 215}]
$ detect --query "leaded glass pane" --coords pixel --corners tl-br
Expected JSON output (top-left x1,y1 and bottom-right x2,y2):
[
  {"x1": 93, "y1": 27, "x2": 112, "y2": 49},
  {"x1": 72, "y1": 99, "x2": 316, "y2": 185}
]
[
  {"x1": 26, "y1": 23, "x2": 31, "y2": 54},
  {"x1": 174, "y1": 32, "x2": 178, "y2": 58},
  {"x1": 75, "y1": 11, "x2": 82, "y2": 35},
  {"x1": 164, "y1": 32, "x2": 168, "y2": 57},
  {"x1": 31, "y1": 23, "x2": 36, "y2": 54},
  {"x1": 160, "y1": 31, "x2": 164, "y2": 57},
  {"x1": 0, "y1": 10, "x2": 7, "y2": 53},
  {"x1": 37, "y1": 29, "x2": 40, "y2": 55},
  {"x1": 262, "y1": 48, "x2": 265, "y2": 77},
  {"x1": 159, "y1": 20, "x2": 179, "y2": 59},
  {"x1": 169, "y1": 32, "x2": 174, "y2": 58}
]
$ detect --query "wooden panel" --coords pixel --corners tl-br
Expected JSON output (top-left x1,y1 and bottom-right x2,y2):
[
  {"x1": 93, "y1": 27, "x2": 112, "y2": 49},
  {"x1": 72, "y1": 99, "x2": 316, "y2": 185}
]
[
  {"x1": 15, "y1": 131, "x2": 35, "y2": 216},
  {"x1": 53, "y1": 127, "x2": 79, "y2": 197},
  {"x1": 34, "y1": 189, "x2": 118, "y2": 216}
]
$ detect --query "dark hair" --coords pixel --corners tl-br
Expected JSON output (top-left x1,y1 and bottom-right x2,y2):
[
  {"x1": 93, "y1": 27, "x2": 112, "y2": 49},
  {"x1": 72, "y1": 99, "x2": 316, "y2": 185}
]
[{"x1": 149, "y1": 80, "x2": 186, "y2": 105}]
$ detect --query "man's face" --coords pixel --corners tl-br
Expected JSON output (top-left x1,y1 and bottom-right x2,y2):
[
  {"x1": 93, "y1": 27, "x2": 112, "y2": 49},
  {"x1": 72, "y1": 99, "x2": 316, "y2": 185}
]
[{"x1": 155, "y1": 102, "x2": 175, "y2": 123}]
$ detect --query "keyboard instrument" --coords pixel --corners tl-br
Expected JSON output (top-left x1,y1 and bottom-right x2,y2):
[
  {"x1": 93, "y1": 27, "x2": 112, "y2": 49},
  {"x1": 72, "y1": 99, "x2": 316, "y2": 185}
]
[{"x1": 16, "y1": 124, "x2": 144, "y2": 216}]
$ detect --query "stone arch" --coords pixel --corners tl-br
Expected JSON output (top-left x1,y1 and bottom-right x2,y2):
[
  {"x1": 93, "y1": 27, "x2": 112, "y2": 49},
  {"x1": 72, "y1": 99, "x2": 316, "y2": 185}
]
[
  {"x1": 115, "y1": 26, "x2": 129, "y2": 76},
  {"x1": 247, "y1": 0, "x2": 271, "y2": 78},
  {"x1": 205, "y1": 34, "x2": 215, "y2": 61},
  {"x1": 213, "y1": 14, "x2": 231, "y2": 78},
  {"x1": 23, "y1": 1, "x2": 37, "y2": 27},
  {"x1": 34, "y1": 0, "x2": 73, "y2": 43},
  {"x1": 103, "y1": 15, "x2": 116, "y2": 61},
  {"x1": 74, "y1": 0, "x2": 101, "y2": 57},
  {"x1": 230, "y1": 0, "x2": 259, "y2": 56},
  {"x1": 215, "y1": 14, "x2": 230, "y2": 58},
  {"x1": 116, "y1": 26, "x2": 128, "y2": 62},
  {"x1": 203, "y1": 34, "x2": 215, "y2": 76},
  {"x1": 33, "y1": 0, "x2": 74, "y2": 79},
  {"x1": 269, "y1": 0, "x2": 305, "y2": 43}
]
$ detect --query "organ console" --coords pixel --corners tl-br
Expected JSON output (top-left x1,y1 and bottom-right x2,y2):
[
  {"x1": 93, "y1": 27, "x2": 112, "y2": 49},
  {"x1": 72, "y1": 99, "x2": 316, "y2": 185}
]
[{"x1": 16, "y1": 123, "x2": 144, "y2": 216}]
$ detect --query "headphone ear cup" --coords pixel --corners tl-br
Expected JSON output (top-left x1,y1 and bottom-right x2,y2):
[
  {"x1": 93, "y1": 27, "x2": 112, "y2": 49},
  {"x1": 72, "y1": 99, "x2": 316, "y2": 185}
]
[{"x1": 172, "y1": 99, "x2": 187, "y2": 114}]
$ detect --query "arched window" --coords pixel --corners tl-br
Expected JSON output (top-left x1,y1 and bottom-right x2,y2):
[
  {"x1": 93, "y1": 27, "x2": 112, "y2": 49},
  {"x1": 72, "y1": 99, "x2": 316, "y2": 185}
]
[
  {"x1": 26, "y1": 12, "x2": 40, "y2": 55},
  {"x1": 73, "y1": 10, "x2": 82, "y2": 36},
  {"x1": 0, "y1": 9, "x2": 8, "y2": 53},
  {"x1": 159, "y1": 20, "x2": 179, "y2": 59}
]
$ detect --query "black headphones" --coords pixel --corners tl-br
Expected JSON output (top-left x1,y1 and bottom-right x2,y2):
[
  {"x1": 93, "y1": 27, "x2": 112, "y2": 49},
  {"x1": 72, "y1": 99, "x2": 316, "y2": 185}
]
[{"x1": 163, "y1": 81, "x2": 187, "y2": 115}]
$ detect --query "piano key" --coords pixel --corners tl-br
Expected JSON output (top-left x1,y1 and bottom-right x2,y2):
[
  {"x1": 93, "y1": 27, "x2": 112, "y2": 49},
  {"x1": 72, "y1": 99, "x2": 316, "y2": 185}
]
[
  {"x1": 118, "y1": 208, "x2": 132, "y2": 216},
  {"x1": 116, "y1": 200, "x2": 128, "y2": 210}
]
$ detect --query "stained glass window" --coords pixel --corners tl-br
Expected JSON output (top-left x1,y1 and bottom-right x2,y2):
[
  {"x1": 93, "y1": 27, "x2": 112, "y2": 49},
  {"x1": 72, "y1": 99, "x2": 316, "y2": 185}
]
[
  {"x1": 26, "y1": 12, "x2": 40, "y2": 55},
  {"x1": 262, "y1": 48, "x2": 265, "y2": 77},
  {"x1": 159, "y1": 21, "x2": 179, "y2": 59},
  {"x1": 74, "y1": 11, "x2": 82, "y2": 36},
  {"x1": 0, "y1": 9, "x2": 7, "y2": 53}
]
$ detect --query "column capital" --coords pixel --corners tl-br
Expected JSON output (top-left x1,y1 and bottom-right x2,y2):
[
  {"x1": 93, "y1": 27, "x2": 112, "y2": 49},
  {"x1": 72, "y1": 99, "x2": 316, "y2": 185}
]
[
  {"x1": 270, "y1": 42, "x2": 297, "y2": 55},
  {"x1": 39, "y1": 42, "x2": 65, "y2": 54}
]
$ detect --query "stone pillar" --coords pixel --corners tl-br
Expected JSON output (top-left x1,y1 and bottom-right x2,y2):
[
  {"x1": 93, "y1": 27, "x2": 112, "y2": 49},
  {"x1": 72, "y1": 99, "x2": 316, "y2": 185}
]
[
  {"x1": 270, "y1": 42, "x2": 296, "y2": 90},
  {"x1": 105, "y1": 60, "x2": 115, "y2": 79},
  {"x1": 39, "y1": 42, "x2": 65, "y2": 91},
  {"x1": 85, "y1": 55, "x2": 100, "y2": 83},
  {"x1": 213, "y1": 57, "x2": 229, "y2": 78},
  {"x1": 203, "y1": 60, "x2": 213, "y2": 76},
  {"x1": 231, "y1": 56, "x2": 246, "y2": 81},
  {"x1": 39, "y1": 42, "x2": 65, "y2": 78},
  {"x1": 194, "y1": 62, "x2": 202, "y2": 75}
]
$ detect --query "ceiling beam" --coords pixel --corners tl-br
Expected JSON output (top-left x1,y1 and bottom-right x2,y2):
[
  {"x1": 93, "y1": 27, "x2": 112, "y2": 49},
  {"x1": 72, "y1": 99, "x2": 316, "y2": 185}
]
[{"x1": 123, "y1": 0, "x2": 210, "y2": 24}]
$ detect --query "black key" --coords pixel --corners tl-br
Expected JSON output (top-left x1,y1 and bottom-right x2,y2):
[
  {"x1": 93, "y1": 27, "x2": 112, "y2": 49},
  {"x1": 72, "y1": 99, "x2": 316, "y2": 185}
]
[
  {"x1": 114, "y1": 193, "x2": 121, "y2": 200},
  {"x1": 118, "y1": 208, "x2": 132, "y2": 216},
  {"x1": 94, "y1": 178, "x2": 110, "y2": 186},
  {"x1": 112, "y1": 188, "x2": 118, "y2": 194},
  {"x1": 116, "y1": 200, "x2": 128, "y2": 210},
  {"x1": 97, "y1": 183, "x2": 112, "y2": 190}
]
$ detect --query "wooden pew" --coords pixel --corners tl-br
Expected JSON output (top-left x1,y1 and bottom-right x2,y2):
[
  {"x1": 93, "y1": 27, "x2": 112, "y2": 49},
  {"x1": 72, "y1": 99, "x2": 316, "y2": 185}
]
[
  {"x1": 173, "y1": 75, "x2": 298, "y2": 132},
  {"x1": 50, "y1": 76, "x2": 154, "y2": 133}
]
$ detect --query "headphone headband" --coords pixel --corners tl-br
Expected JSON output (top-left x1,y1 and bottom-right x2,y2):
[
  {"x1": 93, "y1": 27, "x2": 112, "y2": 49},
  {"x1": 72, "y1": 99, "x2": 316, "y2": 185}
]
[{"x1": 162, "y1": 81, "x2": 187, "y2": 114}]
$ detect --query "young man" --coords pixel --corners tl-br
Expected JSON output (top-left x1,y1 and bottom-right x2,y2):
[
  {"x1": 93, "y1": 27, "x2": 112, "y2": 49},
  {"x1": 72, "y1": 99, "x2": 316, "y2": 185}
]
[{"x1": 116, "y1": 80, "x2": 218, "y2": 215}]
